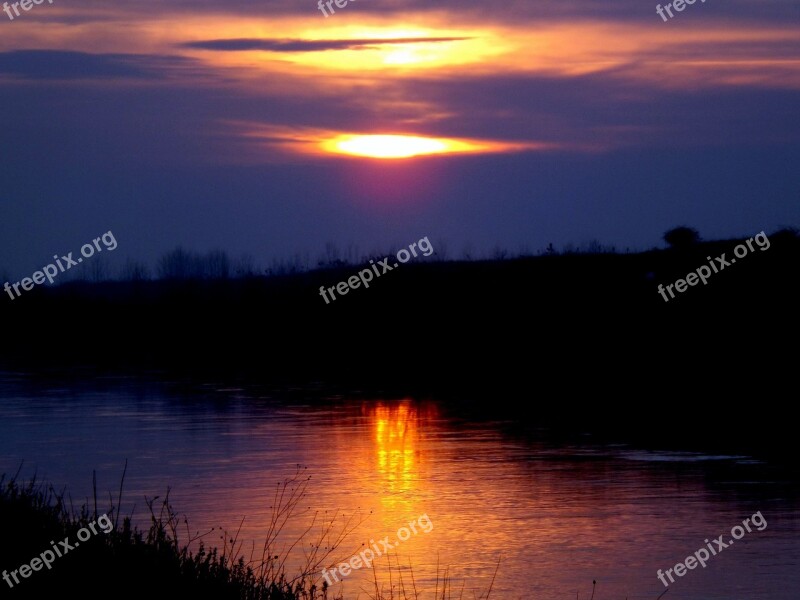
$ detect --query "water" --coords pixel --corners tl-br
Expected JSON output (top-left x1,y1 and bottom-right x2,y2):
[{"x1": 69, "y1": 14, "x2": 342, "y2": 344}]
[{"x1": 0, "y1": 372, "x2": 797, "y2": 599}]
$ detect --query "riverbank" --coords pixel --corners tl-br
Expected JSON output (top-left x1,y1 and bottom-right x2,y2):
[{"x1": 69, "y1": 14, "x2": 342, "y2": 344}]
[{"x1": 2, "y1": 231, "x2": 798, "y2": 460}]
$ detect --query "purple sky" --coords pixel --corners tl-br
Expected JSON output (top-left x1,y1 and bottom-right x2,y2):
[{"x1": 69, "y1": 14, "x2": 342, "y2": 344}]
[{"x1": 1, "y1": 0, "x2": 798, "y2": 276}]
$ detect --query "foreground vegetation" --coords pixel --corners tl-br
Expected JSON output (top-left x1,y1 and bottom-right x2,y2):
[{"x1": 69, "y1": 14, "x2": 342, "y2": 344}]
[{"x1": 0, "y1": 467, "x2": 347, "y2": 599}]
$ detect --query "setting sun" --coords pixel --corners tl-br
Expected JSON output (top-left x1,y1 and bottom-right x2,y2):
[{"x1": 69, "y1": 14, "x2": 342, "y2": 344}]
[
  {"x1": 322, "y1": 134, "x2": 495, "y2": 158},
  {"x1": 327, "y1": 135, "x2": 450, "y2": 158}
]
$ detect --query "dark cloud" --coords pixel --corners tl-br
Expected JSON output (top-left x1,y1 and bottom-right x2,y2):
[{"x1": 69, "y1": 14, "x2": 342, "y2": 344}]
[
  {"x1": 43, "y1": 0, "x2": 800, "y2": 25},
  {"x1": 181, "y1": 37, "x2": 470, "y2": 52},
  {"x1": 0, "y1": 51, "x2": 195, "y2": 80}
]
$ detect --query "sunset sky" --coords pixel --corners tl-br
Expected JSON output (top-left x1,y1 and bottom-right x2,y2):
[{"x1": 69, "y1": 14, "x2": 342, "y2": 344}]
[{"x1": 1, "y1": 0, "x2": 798, "y2": 274}]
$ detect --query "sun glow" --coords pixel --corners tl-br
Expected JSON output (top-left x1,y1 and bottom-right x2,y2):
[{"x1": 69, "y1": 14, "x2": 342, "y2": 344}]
[
  {"x1": 323, "y1": 134, "x2": 477, "y2": 158},
  {"x1": 227, "y1": 123, "x2": 562, "y2": 162}
]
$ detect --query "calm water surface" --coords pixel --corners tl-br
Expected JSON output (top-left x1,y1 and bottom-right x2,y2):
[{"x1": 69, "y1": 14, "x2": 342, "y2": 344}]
[{"x1": 0, "y1": 373, "x2": 797, "y2": 599}]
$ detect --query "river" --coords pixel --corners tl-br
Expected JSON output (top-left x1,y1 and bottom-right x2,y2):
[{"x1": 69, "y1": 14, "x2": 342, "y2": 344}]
[{"x1": 0, "y1": 372, "x2": 797, "y2": 599}]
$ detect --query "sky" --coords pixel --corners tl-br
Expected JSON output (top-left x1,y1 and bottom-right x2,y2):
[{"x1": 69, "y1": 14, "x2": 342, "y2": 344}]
[{"x1": 1, "y1": 0, "x2": 798, "y2": 276}]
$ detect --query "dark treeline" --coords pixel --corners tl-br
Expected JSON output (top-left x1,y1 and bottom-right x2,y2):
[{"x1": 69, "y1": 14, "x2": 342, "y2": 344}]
[
  {"x1": 0, "y1": 235, "x2": 627, "y2": 285},
  {"x1": 3, "y1": 228, "x2": 799, "y2": 460}
]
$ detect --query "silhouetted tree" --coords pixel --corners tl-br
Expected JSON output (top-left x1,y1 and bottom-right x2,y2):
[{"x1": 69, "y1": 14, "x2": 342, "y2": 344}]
[
  {"x1": 121, "y1": 259, "x2": 151, "y2": 281},
  {"x1": 583, "y1": 240, "x2": 616, "y2": 254},
  {"x1": 317, "y1": 242, "x2": 347, "y2": 269},
  {"x1": 233, "y1": 253, "x2": 257, "y2": 278},
  {"x1": 157, "y1": 247, "x2": 198, "y2": 279},
  {"x1": 88, "y1": 256, "x2": 107, "y2": 282},
  {"x1": 664, "y1": 226, "x2": 700, "y2": 249},
  {"x1": 205, "y1": 250, "x2": 231, "y2": 279},
  {"x1": 492, "y1": 246, "x2": 508, "y2": 260}
]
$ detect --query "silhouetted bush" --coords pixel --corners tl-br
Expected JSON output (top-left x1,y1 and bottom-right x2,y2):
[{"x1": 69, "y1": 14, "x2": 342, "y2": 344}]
[{"x1": 663, "y1": 226, "x2": 700, "y2": 249}]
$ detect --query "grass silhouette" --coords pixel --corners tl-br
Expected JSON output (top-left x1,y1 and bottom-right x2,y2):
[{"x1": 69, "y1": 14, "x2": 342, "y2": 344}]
[{"x1": 0, "y1": 465, "x2": 363, "y2": 600}]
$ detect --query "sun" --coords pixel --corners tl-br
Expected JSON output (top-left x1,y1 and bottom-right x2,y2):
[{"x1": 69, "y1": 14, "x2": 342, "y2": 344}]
[{"x1": 322, "y1": 134, "x2": 472, "y2": 159}]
